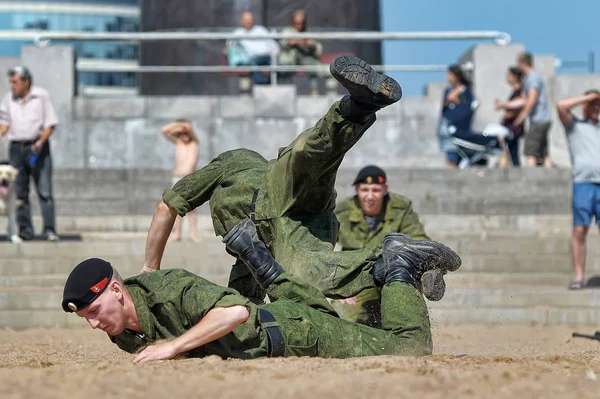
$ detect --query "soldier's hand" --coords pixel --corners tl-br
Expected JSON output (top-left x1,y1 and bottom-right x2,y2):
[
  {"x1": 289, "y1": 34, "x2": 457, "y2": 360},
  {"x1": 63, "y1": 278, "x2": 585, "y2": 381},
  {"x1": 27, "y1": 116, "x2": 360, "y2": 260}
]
[
  {"x1": 139, "y1": 265, "x2": 158, "y2": 275},
  {"x1": 133, "y1": 342, "x2": 178, "y2": 364}
]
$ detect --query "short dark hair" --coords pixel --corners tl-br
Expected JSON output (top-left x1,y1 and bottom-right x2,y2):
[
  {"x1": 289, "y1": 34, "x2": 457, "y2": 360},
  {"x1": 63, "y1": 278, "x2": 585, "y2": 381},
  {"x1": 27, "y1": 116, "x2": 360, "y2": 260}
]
[
  {"x1": 508, "y1": 66, "x2": 523, "y2": 82},
  {"x1": 518, "y1": 52, "x2": 534, "y2": 67},
  {"x1": 448, "y1": 64, "x2": 471, "y2": 87},
  {"x1": 584, "y1": 89, "x2": 600, "y2": 96}
]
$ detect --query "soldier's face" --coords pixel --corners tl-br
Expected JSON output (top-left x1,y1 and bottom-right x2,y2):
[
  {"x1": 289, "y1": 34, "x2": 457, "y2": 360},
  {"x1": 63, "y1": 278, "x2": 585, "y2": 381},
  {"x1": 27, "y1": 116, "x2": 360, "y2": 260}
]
[
  {"x1": 76, "y1": 281, "x2": 127, "y2": 336},
  {"x1": 355, "y1": 184, "x2": 388, "y2": 217}
]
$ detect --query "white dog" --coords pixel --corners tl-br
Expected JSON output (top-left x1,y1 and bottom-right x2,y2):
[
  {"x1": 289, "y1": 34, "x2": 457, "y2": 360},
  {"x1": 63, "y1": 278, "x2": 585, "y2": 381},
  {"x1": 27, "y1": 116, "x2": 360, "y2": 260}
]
[{"x1": 0, "y1": 163, "x2": 22, "y2": 243}]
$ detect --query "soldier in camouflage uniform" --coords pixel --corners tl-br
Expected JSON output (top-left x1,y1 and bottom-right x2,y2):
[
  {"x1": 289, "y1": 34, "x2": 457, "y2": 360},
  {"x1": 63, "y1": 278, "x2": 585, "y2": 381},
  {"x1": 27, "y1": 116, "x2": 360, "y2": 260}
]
[
  {"x1": 61, "y1": 219, "x2": 461, "y2": 362},
  {"x1": 331, "y1": 165, "x2": 430, "y2": 327},
  {"x1": 141, "y1": 56, "x2": 458, "y2": 309}
]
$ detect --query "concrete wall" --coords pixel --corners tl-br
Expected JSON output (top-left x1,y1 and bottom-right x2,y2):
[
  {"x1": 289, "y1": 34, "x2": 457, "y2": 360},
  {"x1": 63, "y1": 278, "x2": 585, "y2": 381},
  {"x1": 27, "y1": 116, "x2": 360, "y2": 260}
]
[
  {"x1": 6, "y1": 44, "x2": 600, "y2": 170},
  {"x1": 18, "y1": 167, "x2": 572, "y2": 219},
  {"x1": 61, "y1": 92, "x2": 446, "y2": 170}
]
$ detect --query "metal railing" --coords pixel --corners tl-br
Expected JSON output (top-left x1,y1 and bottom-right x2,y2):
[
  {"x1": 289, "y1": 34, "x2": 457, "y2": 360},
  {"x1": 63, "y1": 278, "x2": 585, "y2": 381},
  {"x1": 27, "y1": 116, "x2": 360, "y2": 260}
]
[
  {"x1": 75, "y1": 58, "x2": 475, "y2": 74},
  {"x1": 0, "y1": 29, "x2": 509, "y2": 94},
  {"x1": 31, "y1": 30, "x2": 512, "y2": 46},
  {"x1": 42, "y1": 30, "x2": 501, "y2": 84}
]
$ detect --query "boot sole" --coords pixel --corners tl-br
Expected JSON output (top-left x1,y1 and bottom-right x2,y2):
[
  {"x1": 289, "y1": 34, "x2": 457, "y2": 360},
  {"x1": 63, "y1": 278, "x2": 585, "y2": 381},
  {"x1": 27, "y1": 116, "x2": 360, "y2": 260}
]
[
  {"x1": 329, "y1": 56, "x2": 402, "y2": 107},
  {"x1": 421, "y1": 269, "x2": 446, "y2": 301}
]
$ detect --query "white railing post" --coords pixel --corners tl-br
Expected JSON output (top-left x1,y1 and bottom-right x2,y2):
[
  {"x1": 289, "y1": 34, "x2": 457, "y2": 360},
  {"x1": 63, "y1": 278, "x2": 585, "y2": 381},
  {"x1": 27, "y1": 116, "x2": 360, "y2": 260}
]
[{"x1": 270, "y1": 48, "x2": 277, "y2": 86}]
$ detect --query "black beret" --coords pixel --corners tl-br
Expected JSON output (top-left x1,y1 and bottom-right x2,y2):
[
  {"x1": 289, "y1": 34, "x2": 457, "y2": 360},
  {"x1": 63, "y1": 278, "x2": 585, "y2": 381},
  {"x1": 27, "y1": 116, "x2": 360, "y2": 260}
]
[
  {"x1": 62, "y1": 258, "x2": 113, "y2": 313},
  {"x1": 352, "y1": 165, "x2": 387, "y2": 186}
]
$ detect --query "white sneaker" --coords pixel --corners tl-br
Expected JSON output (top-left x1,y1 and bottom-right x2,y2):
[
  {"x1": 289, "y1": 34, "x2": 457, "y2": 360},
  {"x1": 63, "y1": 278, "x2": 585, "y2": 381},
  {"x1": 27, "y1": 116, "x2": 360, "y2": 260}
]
[{"x1": 45, "y1": 232, "x2": 60, "y2": 242}]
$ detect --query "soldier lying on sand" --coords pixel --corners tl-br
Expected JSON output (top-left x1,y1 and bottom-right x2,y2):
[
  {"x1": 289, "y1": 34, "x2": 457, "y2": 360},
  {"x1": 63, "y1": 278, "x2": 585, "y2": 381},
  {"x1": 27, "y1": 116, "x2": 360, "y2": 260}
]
[{"x1": 62, "y1": 218, "x2": 461, "y2": 363}]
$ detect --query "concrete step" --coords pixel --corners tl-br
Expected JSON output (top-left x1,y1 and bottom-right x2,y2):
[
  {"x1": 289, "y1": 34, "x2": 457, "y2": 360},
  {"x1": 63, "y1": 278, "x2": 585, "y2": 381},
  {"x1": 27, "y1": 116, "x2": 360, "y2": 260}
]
[
  {"x1": 0, "y1": 272, "x2": 572, "y2": 290},
  {"x1": 0, "y1": 309, "x2": 88, "y2": 330},
  {"x1": 0, "y1": 214, "x2": 582, "y2": 236},
  {"x1": 0, "y1": 213, "x2": 594, "y2": 236},
  {"x1": 3, "y1": 286, "x2": 600, "y2": 329},
  {"x1": 0, "y1": 274, "x2": 67, "y2": 288},
  {"x1": 429, "y1": 286, "x2": 600, "y2": 309},
  {"x1": 1, "y1": 285, "x2": 597, "y2": 311},
  {"x1": 457, "y1": 255, "x2": 589, "y2": 273},
  {"x1": 428, "y1": 307, "x2": 600, "y2": 326},
  {"x1": 4, "y1": 233, "x2": 596, "y2": 258},
  {"x1": 446, "y1": 272, "x2": 573, "y2": 288},
  {"x1": 1, "y1": 252, "x2": 585, "y2": 276},
  {"x1": 5, "y1": 307, "x2": 600, "y2": 330},
  {"x1": 0, "y1": 257, "x2": 235, "y2": 279}
]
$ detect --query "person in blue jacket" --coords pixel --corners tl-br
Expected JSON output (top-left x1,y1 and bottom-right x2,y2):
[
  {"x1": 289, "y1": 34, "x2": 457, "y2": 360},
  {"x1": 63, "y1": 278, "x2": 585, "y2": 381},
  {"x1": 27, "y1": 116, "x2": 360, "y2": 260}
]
[{"x1": 438, "y1": 65, "x2": 499, "y2": 167}]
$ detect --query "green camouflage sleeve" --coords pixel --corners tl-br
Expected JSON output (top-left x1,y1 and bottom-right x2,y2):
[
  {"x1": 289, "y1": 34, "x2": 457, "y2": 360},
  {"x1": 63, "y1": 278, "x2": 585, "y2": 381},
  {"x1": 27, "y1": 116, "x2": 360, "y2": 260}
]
[
  {"x1": 181, "y1": 283, "x2": 251, "y2": 326},
  {"x1": 162, "y1": 152, "x2": 231, "y2": 216}
]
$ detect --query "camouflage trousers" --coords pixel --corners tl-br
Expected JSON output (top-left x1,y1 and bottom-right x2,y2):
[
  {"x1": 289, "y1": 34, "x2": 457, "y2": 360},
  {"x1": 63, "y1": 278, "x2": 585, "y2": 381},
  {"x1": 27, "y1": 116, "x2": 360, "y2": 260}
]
[
  {"x1": 263, "y1": 272, "x2": 432, "y2": 358},
  {"x1": 330, "y1": 287, "x2": 382, "y2": 328},
  {"x1": 227, "y1": 101, "x2": 383, "y2": 304}
]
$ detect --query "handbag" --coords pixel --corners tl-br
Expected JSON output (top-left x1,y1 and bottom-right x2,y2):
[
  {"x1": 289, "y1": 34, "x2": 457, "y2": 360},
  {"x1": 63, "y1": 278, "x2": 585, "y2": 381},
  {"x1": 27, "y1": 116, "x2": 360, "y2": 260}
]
[{"x1": 227, "y1": 44, "x2": 252, "y2": 66}]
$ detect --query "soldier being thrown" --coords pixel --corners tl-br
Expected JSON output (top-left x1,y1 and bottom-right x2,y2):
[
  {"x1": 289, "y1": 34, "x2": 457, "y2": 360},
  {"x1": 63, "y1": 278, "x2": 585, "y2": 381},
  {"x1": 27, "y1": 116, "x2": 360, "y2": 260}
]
[
  {"x1": 141, "y1": 55, "x2": 460, "y2": 315},
  {"x1": 61, "y1": 218, "x2": 461, "y2": 362}
]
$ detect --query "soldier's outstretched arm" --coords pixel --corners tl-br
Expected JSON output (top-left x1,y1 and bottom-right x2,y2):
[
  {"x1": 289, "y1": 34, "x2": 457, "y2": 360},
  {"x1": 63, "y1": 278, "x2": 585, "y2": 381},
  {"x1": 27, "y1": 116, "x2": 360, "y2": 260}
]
[
  {"x1": 141, "y1": 201, "x2": 178, "y2": 274},
  {"x1": 133, "y1": 305, "x2": 249, "y2": 363},
  {"x1": 140, "y1": 153, "x2": 230, "y2": 274}
]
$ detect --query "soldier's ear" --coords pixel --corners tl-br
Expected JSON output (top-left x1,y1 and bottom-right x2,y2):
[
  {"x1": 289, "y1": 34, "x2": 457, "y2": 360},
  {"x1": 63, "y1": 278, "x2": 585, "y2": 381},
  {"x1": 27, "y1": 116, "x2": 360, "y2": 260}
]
[{"x1": 110, "y1": 281, "x2": 124, "y2": 301}]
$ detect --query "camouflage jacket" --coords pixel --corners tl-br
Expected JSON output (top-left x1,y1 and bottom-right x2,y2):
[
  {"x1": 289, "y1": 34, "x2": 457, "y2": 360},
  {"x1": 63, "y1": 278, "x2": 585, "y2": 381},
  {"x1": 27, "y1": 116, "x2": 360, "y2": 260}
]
[
  {"x1": 334, "y1": 193, "x2": 429, "y2": 250},
  {"x1": 109, "y1": 269, "x2": 267, "y2": 359}
]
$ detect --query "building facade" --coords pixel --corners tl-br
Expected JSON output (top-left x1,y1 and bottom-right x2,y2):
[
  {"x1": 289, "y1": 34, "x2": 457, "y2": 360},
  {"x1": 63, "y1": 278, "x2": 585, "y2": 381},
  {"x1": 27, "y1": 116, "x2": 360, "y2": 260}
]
[
  {"x1": 139, "y1": 0, "x2": 382, "y2": 95},
  {"x1": 0, "y1": 0, "x2": 139, "y2": 88}
]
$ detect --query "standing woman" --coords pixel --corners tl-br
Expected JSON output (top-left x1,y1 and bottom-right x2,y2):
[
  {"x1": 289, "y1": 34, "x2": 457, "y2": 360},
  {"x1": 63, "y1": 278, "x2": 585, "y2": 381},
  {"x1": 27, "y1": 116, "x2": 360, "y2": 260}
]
[{"x1": 438, "y1": 65, "x2": 475, "y2": 167}]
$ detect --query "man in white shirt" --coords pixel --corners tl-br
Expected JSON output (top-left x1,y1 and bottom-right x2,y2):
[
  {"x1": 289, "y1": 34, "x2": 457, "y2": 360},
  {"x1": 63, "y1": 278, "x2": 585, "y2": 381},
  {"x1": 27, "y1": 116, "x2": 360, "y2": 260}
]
[
  {"x1": 229, "y1": 11, "x2": 279, "y2": 85},
  {"x1": 0, "y1": 66, "x2": 59, "y2": 241}
]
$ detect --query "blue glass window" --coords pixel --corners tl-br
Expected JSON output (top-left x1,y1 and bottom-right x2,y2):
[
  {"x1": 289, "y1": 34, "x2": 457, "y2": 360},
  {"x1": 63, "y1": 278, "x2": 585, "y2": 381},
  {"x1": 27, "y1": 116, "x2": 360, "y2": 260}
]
[{"x1": 0, "y1": 2, "x2": 140, "y2": 88}]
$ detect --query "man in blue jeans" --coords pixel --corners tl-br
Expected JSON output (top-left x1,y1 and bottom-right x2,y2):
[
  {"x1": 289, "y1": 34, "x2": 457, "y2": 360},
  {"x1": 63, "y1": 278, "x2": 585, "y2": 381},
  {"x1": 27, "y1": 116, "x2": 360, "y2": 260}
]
[
  {"x1": 557, "y1": 89, "x2": 600, "y2": 289},
  {"x1": 0, "y1": 66, "x2": 59, "y2": 241}
]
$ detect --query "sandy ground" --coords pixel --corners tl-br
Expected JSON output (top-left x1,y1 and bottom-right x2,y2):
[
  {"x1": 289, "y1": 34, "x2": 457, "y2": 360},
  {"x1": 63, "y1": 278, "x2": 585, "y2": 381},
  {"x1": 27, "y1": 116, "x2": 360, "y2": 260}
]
[{"x1": 1, "y1": 324, "x2": 600, "y2": 399}]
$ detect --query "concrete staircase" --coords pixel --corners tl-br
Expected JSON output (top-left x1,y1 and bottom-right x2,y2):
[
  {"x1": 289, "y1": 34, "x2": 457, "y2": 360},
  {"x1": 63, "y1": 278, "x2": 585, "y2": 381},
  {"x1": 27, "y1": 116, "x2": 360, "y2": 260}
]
[
  {"x1": 0, "y1": 232, "x2": 233, "y2": 329},
  {"x1": 1, "y1": 227, "x2": 599, "y2": 329}
]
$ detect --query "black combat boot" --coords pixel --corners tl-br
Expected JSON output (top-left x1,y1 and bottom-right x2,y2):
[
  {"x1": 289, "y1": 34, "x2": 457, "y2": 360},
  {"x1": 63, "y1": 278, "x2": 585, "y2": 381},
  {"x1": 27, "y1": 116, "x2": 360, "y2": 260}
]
[
  {"x1": 222, "y1": 219, "x2": 283, "y2": 289},
  {"x1": 373, "y1": 233, "x2": 462, "y2": 301},
  {"x1": 330, "y1": 55, "x2": 403, "y2": 122}
]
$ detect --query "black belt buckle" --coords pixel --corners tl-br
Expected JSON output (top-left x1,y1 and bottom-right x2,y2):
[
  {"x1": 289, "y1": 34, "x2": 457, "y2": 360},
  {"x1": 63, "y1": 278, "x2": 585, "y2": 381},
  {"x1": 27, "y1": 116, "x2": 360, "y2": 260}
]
[{"x1": 258, "y1": 308, "x2": 285, "y2": 357}]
